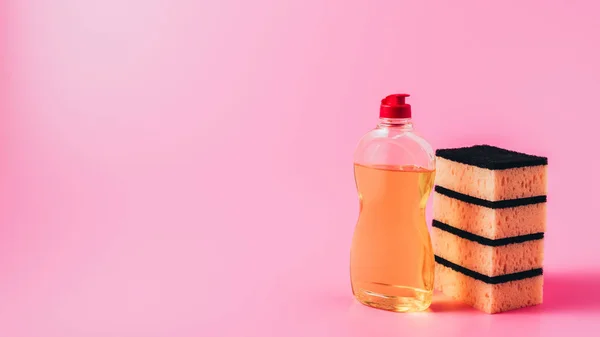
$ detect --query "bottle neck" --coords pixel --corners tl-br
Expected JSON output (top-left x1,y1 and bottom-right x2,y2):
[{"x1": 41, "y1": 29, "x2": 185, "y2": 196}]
[{"x1": 377, "y1": 117, "x2": 413, "y2": 130}]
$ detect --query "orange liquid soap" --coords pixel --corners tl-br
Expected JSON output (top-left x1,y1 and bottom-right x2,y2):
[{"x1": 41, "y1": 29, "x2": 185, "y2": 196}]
[
  {"x1": 351, "y1": 164, "x2": 435, "y2": 311},
  {"x1": 351, "y1": 93, "x2": 436, "y2": 312}
]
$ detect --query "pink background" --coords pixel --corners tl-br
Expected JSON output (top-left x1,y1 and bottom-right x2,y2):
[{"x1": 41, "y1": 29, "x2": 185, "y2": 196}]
[{"x1": 2, "y1": 0, "x2": 599, "y2": 336}]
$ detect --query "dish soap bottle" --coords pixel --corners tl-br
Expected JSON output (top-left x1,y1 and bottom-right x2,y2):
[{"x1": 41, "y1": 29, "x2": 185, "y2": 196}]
[{"x1": 351, "y1": 93, "x2": 436, "y2": 312}]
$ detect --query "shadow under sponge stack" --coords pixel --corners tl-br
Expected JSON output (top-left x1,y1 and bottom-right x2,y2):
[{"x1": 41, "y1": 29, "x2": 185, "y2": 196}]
[{"x1": 432, "y1": 145, "x2": 548, "y2": 314}]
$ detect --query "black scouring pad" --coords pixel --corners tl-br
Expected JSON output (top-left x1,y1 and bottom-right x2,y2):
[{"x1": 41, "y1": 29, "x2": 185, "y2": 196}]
[{"x1": 435, "y1": 145, "x2": 548, "y2": 170}]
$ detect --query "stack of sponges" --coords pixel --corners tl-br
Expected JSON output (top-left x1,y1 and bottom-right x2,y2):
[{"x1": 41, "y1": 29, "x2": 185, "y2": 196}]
[{"x1": 432, "y1": 145, "x2": 548, "y2": 314}]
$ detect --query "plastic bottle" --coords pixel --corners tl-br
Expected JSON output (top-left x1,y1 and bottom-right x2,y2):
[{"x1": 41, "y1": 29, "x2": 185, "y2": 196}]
[{"x1": 350, "y1": 93, "x2": 436, "y2": 312}]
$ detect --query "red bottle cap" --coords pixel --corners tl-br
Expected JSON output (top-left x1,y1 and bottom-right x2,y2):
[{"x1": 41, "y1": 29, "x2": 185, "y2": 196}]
[{"x1": 379, "y1": 93, "x2": 411, "y2": 118}]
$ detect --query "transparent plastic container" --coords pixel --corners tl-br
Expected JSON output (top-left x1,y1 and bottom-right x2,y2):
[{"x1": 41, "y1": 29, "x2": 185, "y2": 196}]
[{"x1": 350, "y1": 94, "x2": 436, "y2": 312}]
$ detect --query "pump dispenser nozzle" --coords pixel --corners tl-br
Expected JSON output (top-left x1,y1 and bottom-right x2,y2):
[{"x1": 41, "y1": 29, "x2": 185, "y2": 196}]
[{"x1": 380, "y1": 93, "x2": 412, "y2": 119}]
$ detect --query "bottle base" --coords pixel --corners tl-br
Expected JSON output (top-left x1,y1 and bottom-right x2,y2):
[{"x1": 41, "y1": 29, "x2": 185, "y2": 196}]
[{"x1": 353, "y1": 285, "x2": 432, "y2": 312}]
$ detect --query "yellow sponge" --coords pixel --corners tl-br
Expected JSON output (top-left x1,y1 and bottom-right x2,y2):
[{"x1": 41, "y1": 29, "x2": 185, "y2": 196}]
[{"x1": 432, "y1": 145, "x2": 547, "y2": 314}]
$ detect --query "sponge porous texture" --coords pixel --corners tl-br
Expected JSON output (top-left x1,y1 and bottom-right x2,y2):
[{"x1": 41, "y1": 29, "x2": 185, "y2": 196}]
[
  {"x1": 436, "y1": 157, "x2": 547, "y2": 201},
  {"x1": 432, "y1": 144, "x2": 547, "y2": 314},
  {"x1": 432, "y1": 227, "x2": 544, "y2": 276},
  {"x1": 433, "y1": 193, "x2": 546, "y2": 239},
  {"x1": 435, "y1": 263, "x2": 544, "y2": 314}
]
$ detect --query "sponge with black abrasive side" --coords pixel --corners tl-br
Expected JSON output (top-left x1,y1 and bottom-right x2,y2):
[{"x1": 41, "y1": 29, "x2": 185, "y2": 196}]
[
  {"x1": 435, "y1": 145, "x2": 548, "y2": 202},
  {"x1": 432, "y1": 144, "x2": 547, "y2": 314}
]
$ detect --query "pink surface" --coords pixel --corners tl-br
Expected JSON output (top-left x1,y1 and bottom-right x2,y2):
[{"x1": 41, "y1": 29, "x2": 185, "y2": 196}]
[{"x1": 2, "y1": 0, "x2": 599, "y2": 336}]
